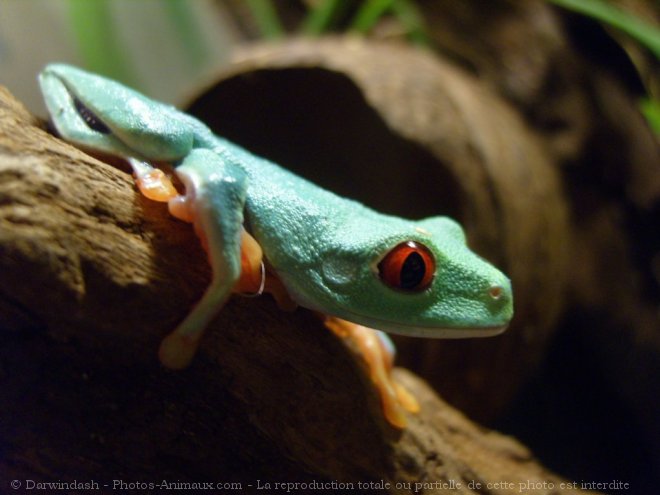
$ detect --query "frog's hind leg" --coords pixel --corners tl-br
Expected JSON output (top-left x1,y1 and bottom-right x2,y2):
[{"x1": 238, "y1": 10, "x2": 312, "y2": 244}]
[{"x1": 158, "y1": 149, "x2": 248, "y2": 369}]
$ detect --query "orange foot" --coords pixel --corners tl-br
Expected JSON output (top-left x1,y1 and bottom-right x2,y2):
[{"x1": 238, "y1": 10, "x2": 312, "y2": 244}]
[
  {"x1": 324, "y1": 316, "x2": 419, "y2": 428},
  {"x1": 129, "y1": 159, "x2": 179, "y2": 203}
]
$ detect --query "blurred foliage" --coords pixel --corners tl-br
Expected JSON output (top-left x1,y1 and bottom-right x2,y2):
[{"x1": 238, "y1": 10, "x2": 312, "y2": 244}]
[
  {"x1": 244, "y1": 0, "x2": 660, "y2": 133},
  {"x1": 68, "y1": 0, "x2": 137, "y2": 85},
  {"x1": 549, "y1": 0, "x2": 660, "y2": 134},
  {"x1": 67, "y1": 0, "x2": 215, "y2": 90},
  {"x1": 640, "y1": 97, "x2": 660, "y2": 133},
  {"x1": 67, "y1": 0, "x2": 659, "y2": 133},
  {"x1": 246, "y1": 0, "x2": 286, "y2": 39},
  {"x1": 549, "y1": 0, "x2": 659, "y2": 58},
  {"x1": 247, "y1": 0, "x2": 429, "y2": 43}
]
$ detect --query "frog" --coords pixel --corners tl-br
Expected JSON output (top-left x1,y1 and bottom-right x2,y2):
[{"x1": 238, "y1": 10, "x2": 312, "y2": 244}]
[{"x1": 38, "y1": 64, "x2": 513, "y2": 427}]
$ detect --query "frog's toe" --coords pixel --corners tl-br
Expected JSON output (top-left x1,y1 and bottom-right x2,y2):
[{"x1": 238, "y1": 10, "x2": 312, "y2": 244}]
[
  {"x1": 158, "y1": 332, "x2": 199, "y2": 370},
  {"x1": 324, "y1": 316, "x2": 417, "y2": 428},
  {"x1": 128, "y1": 158, "x2": 179, "y2": 203},
  {"x1": 136, "y1": 168, "x2": 178, "y2": 202},
  {"x1": 393, "y1": 381, "x2": 420, "y2": 413}
]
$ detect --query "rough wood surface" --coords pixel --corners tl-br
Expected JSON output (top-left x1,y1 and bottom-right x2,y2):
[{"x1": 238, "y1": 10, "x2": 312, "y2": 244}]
[{"x1": 0, "y1": 78, "x2": 596, "y2": 492}]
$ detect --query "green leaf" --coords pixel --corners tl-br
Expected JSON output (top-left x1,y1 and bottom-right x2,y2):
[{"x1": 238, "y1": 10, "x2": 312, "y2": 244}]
[
  {"x1": 67, "y1": 0, "x2": 138, "y2": 86},
  {"x1": 640, "y1": 98, "x2": 660, "y2": 135},
  {"x1": 549, "y1": 0, "x2": 660, "y2": 59},
  {"x1": 349, "y1": 0, "x2": 429, "y2": 45},
  {"x1": 246, "y1": 0, "x2": 285, "y2": 40},
  {"x1": 350, "y1": 0, "x2": 394, "y2": 33},
  {"x1": 302, "y1": 0, "x2": 350, "y2": 36},
  {"x1": 391, "y1": 0, "x2": 430, "y2": 47}
]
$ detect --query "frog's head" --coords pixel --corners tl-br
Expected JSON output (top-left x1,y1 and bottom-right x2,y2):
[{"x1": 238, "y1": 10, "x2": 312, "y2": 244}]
[
  {"x1": 38, "y1": 64, "x2": 203, "y2": 162},
  {"x1": 292, "y1": 213, "x2": 513, "y2": 338}
]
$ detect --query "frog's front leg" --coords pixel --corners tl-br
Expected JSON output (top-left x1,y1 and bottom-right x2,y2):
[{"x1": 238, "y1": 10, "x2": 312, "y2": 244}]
[
  {"x1": 156, "y1": 149, "x2": 248, "y2": 369},
  {"x1": 324, "y1": 317, "x2": 420, "y2": 428}
]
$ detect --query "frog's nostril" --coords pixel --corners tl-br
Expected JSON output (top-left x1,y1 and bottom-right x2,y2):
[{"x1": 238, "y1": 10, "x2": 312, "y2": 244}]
[{"x1": 488, "y1": 285, "x2": 503, "y2": 300}]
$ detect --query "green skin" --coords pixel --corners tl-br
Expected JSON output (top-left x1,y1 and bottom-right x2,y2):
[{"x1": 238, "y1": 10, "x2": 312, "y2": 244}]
[{"x1": 38, "y1": 64, "x2": 513, "y2": 361}]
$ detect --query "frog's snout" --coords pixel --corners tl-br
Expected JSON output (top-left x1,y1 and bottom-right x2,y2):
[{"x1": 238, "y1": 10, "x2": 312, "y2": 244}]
[
  {"x1": 487, "y1": 279, "x2": 512, "y2": 303},
  {"x1": 488, "y1": 284, "x2": 504, "y2": 300},
  {"x1": 483, "y1": 278, "x2": 513, "y2": 324}
]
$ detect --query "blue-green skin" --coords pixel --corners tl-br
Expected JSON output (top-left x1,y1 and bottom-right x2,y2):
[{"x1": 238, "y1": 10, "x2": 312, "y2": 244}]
[{"x1": 39, "y1": 64, "x2": 513, "y2": 352}]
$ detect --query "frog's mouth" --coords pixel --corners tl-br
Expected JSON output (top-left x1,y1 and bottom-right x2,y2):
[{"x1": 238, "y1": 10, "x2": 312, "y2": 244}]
[
  {"x1": 337, "y1": 310, "x2": 509, "y2": 338},
  {"x1": 309, "y1": 303, "x2": 509, "y2": 338},
  {"x1": 279, "y1": 274, "x2": 510, "y2": 338}
]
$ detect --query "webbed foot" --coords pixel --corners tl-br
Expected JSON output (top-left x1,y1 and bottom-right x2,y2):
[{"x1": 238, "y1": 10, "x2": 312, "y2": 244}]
[
  {"x1": 324, "y1": 317, "x2": 419, "y2": 428},
  {"x1": 128, "y1": 158, "x2": 179, "y2": 202}
]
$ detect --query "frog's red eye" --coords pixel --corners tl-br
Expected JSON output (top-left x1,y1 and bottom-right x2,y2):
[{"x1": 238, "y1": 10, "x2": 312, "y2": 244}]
[{"x1": 378, "y1": 241, "x2": 435, "y2": 292}]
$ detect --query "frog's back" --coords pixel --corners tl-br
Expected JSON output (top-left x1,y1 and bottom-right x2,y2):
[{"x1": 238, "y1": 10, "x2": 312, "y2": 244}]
[
  {"x1": 210, "y1": 137, "x2": 368, "y2": 220},
  {"x1": 208, "y1": 137, "x2": 378, "y2": 255}
]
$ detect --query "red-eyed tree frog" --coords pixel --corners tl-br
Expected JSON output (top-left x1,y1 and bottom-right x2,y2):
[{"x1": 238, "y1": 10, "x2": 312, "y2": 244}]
[{"x1": 39, "y1": 64, "x2": 513, "y2": 427}]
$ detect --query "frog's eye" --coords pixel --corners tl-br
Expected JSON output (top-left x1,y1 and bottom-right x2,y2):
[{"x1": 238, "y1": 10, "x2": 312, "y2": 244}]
[
  {"x1": 73, "y1": 96, "x2": 111, "y2": 134},
  {"x1": 378, "y1": 241, "x2": 435, "y2": 292}
]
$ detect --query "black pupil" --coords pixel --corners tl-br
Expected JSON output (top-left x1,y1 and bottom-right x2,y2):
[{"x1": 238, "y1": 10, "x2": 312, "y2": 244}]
[
  {"x1": 73, "y1": 97, "x2": 111, "y2": 134},
  {"x1": 400, "y1": 252, "x2": 426, "y2": 289}
]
